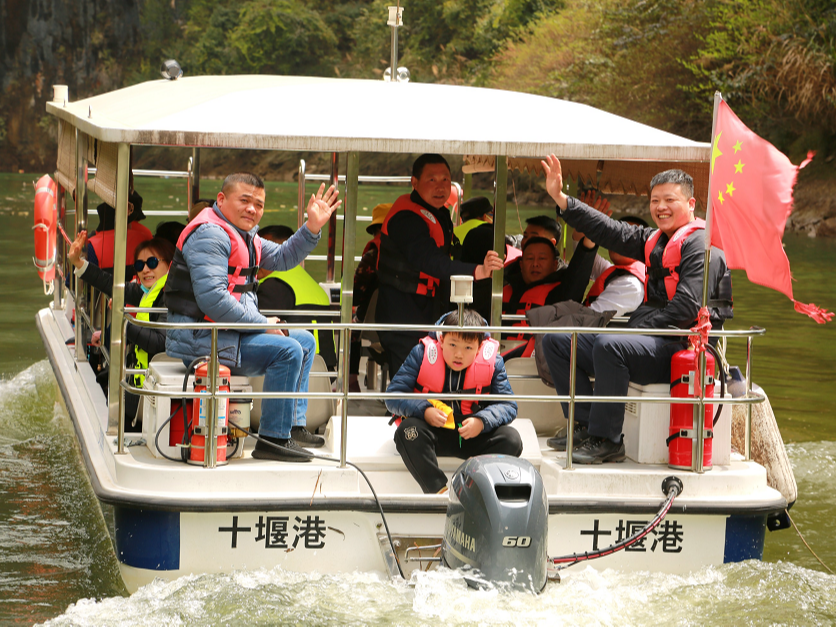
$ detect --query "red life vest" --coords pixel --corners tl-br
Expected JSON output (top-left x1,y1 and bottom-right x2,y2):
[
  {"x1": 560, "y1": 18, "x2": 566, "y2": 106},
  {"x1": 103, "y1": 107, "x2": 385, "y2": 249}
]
[
  {"x1": 89, "y1": 221, "x2": 152, "y2": 270},
  {"x1": 164, "y1": 206, "x2": 262, "y2": 320},
  {"x1": 416, "y1": 335, "x2": 499, "y2": 416},
  {"x1": 378, "y1": 194, "x2": 447, "y2": 297},
  {"x1": 585, "y1": 261, "x2": 647, "y2": 305},
  {"x1": 501, "y1": 281, "x2": 555, "y2": 357},
  {"x1": 643, "y1": 219, "x2": 705, "y2": 302}
]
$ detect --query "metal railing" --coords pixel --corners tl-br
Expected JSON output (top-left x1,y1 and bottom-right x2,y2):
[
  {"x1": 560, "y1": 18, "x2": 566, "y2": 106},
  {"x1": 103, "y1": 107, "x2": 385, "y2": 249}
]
[{"x1": 116, "y1": 314, "x2": 766, "y2": 474}]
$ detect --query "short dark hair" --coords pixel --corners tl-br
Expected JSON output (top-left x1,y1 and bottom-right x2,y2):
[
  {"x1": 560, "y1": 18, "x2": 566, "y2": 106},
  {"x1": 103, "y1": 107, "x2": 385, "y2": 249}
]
[
  {"x1": 441, "y1": 308, "x2": 485, "y2": 343},
  {"x1": 221, "y1": 172, "x2": 265, "y2": 195},
  {"x1": 649, "y1": 169, "x2": 694, "y2": 199},
  {"x1": 135, "y1": 237, "x2": 176, "y2": 265},
  {"x1": 412, "y1": 154, "x2": 450, "y2": 179},
  {"x1": 460, "y1": 196, "x2": 493, "y2": 221},
  {"x1": 154, "y1": 221, "x2": 186, "y2": 246},
  {"x1": 525, "y1": 215, "x2": 561, "y2": 240},
  {"x1": 522, "y1": 236, "x2": 557, "y2": 259},
  {"x1": 259, "y1": 224, "x2": 295, "y2": 244}
]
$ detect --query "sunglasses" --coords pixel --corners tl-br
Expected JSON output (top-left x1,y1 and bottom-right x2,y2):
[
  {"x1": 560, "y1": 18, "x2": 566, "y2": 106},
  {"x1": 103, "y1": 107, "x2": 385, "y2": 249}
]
[{"x1": 134, "y1": 257, "x2": 160, "y2": 272}]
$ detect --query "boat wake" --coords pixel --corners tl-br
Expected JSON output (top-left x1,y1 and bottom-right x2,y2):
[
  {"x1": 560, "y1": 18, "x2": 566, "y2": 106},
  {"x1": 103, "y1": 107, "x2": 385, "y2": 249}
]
[
  {"x1": 39, "y1": 560, "x2": 836, "y2": 626},
  {"x1": 0, "y1": 360, "x2": 65, "y2": 446}
]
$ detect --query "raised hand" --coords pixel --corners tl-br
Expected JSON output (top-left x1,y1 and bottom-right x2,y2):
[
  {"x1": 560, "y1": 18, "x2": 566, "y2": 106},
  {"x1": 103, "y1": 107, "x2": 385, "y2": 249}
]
[
  {"x1": 305, "y1": 183, "x2": 343, "y2": 234},
  {"x1": 68, "y1": 230, "x2": 88, "y2": 269},
  {"x1": 541, "y1": 154, "x2": 568, "y2": 209}
]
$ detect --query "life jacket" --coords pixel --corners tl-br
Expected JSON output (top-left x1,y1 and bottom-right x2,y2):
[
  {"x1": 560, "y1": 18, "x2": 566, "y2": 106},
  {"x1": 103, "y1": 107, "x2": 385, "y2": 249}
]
[
  {"x1": 165, "y1": 206, "x2": 262, "y2": 320},
  {"x1": 89, "y1": 222, "x2": 152, "y2": 270},
  {"x1": 585, "y1": 261, "x2": 647, "y2": 305},
  {"x1": 453, "y1": 219, "x2": 485, "y2": 246},
  {"x1": 501, "y1": 281, "x2": 556, "y2": 357},
  {"x1": 133, "y1": 274, "x2": 167, "y2": 387},
  {"x1": 642, "y1": 218, "x2": 733, "y2": 318},
  {"x1": 259, "y1": 266, "x2": 331, "y2": 354},
  {"x1": 415, "y1": 335, "x2": 499, "y2": 416},
  {"x1": 378, "y1": 194, "x2": 447, "y2": 298},
  {"x1": 505, "y1": 245, "x2": 522, "y2": 264}
]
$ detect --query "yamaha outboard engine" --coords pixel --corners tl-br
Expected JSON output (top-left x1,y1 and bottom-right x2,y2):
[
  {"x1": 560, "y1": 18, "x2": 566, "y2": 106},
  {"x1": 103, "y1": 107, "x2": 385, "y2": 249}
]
[{"x1": 442, "y1": 455, "x2": 548, "y2": 593}]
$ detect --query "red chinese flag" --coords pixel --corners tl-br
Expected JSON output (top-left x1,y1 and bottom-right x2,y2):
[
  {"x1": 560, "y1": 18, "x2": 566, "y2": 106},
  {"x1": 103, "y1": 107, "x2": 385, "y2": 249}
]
[{"x1": 708, "y1": 100, "x2": 831, "y2": 323}]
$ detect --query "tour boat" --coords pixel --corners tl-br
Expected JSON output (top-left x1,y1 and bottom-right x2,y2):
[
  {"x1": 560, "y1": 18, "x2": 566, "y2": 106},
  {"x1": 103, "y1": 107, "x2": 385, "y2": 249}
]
[{"x1": 36, "y1": 74, "x2": 795, "y2": 593}]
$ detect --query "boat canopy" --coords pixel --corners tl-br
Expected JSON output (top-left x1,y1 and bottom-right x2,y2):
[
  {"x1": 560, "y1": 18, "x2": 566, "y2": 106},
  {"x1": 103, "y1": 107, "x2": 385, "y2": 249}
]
[{"x1": 47, "y1": 75, "x2": 710, "y2": 204}]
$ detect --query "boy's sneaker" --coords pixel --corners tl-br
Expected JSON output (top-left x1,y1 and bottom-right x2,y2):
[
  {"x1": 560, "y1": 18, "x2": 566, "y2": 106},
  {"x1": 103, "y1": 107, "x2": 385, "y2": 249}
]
[
  {"x1": 252, "y1": 435, "x2": 313, "y2": 462},
  {"x1": 546, "y1": 424, "x2": 591, "y2": 451},
  {"x1": 572, "y1": 436, "x2": 626, "y2": 464},
  {"x1": 291, "y1": 426, "x2": 325, "y2": 448}
]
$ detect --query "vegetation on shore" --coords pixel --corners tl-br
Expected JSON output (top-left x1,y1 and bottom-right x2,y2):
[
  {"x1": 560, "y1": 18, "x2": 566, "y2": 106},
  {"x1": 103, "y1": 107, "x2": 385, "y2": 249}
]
[{"x1": 1, "y1": 0, "x2": 833, "y2": 229}]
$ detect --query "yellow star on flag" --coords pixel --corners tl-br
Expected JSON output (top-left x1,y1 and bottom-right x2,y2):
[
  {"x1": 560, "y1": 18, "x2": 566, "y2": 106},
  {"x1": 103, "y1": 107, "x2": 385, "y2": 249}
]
[
  {"x1": 718, "y1": 190, "x2": 724, "y2": 204},
  {"x1": 733, "y1": 140, "x2": 743, "y2": 153},
  {"x1": 726, "y1": 182, "x2": 736, "y2": 197},
  {"x1": 711, "y1": 131, "x2": 723, "y2": 174},
  {"x1": 734, "y1": 160, "x2": 745, "y2": 173}
]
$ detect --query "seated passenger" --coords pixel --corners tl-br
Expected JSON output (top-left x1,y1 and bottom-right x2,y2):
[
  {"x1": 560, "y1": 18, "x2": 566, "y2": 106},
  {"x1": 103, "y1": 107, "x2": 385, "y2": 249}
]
[
  {"x1": 87, "y1": 190, "x2": 153, "y2": 276},
  {"x1": 540, "y1": 156, "x2": 733, "y2": 463},
  {"x1": 187, "y1": 198, "x2": 216, "y2": 223},
  {"x1": 69, "y1": 232, "x2": 174, "y2": 429},
  {"x1": 257, "y1": 224, "x2": 337, "y2": 370},
  {"x1": 501, "y1": 236, "x2": 597, "y2": 359},
  {"x1": 454, "y1": 196, "x2": 494, "y2": 264},
  {"x1": 504, "y1": 215, "x2": 566, "y2": 283},
  {"x1": 155, "y1": 221, "x2": 186, "y2": 248},
  {"x1": 386, "y1": 309, "x2": 521, "y2": 494}
]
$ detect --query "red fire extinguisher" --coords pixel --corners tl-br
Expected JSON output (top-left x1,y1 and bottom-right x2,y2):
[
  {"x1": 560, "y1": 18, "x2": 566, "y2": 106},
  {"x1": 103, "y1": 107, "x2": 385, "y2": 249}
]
[
  {"x1": 188, "y1": 361, "x2": 230, "y2": 464},
  {"x1": 668, "y1": 348, "x2": 715, "y2": 470}
]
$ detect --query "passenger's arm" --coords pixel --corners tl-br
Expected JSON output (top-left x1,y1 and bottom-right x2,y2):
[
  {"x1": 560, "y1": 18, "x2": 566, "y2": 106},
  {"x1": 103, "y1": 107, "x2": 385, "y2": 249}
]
[
  {"x1": 471, "y1": 355, "x2": 518, "y2": 432},
  {"x1": 259, "y1": 226, "x2": 320, "y2": 273},
  {"x1": 544, "y1": 243, "x2": 598, "y2": 305},
  {"x1": 389, "y1": 211, "x2": 477, "y2": 281},
  {"x1": 384, "y1": 344, "x2": 432, "y2": 419}
]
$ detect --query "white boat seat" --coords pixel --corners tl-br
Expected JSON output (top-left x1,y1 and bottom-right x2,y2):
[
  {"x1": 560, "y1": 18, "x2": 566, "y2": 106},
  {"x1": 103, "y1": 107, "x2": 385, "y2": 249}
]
[
  {"x1": 321, "y1": 415, "x2": 541, "y2": 471},
  {"x1": 504, "y1": 357, "x2": 565, "y2": 436}
]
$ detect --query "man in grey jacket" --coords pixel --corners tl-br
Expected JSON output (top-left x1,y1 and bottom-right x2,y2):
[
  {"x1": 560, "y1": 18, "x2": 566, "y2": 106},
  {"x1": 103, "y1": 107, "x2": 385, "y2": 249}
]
[{"x1": 165, "y1": 173, "x2": 341, "y2": 462}]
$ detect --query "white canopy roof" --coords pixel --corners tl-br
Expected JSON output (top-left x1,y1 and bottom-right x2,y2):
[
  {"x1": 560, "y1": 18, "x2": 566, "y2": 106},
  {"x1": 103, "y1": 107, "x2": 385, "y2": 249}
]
[{"x1": 47, "y1": 75, "x2": 708, "y2": 160}]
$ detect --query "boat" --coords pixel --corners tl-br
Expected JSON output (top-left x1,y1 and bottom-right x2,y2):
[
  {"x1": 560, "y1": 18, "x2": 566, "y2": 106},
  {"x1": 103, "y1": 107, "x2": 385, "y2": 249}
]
[{"x1": 36, "y1": 71, "x2": 796, "y2": 593}]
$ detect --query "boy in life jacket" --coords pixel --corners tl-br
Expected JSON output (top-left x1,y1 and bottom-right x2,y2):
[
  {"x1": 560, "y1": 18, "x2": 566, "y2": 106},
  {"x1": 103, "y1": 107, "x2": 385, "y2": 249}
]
[{"x1": 385, "y1": 308, "x2": 521, "y2": 494}]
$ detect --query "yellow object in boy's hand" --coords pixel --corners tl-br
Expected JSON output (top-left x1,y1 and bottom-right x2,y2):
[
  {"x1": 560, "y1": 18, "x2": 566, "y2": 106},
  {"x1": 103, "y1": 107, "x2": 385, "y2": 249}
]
[{"x1": 429, "y1": 399, "x2": 456, "y2": 429}]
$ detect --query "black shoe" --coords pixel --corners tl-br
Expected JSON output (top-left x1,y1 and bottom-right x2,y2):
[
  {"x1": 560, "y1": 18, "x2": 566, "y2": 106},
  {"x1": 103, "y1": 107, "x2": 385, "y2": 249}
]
[
  {"x1": 252, "y1": 435, "x2": 313, "y2": 462},
  {"x1": 572, "y1": 436, "x2": 626, "y2": 464},
  {"x1": 291, "y1": 426, "x2": 325, "y2": 448},
  {"x1": 547, "y1": 424, "x2": 591, "y2": 452}
]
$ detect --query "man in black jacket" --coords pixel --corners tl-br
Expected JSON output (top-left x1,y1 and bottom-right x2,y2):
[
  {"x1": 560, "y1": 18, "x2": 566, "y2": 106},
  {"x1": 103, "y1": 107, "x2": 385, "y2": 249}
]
[
  {"x1": 540, "y1": 155, "x2": 732, "y2": 463},
  {"x1": 375, "y1": 154, "x2": 503, "y2": 375}
]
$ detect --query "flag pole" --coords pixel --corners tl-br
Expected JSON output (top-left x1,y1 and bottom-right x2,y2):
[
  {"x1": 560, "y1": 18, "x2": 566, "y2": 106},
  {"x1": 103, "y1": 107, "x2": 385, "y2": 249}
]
[{"x1": 694, "y1": 91, "x2": 723, "y2": 474}]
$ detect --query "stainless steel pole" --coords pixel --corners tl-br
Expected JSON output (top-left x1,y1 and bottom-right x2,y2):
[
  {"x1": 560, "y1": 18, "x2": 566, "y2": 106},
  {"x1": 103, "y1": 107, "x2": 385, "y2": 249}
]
[{"x1": 491, "y1": 156, "x2": 508, "y2": 338}]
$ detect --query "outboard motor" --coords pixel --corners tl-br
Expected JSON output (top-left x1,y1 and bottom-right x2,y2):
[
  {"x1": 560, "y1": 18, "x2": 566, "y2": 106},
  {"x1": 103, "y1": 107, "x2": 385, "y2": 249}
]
[{"x1": 442, "y1": 455, "x2": 548, "y2": 593}]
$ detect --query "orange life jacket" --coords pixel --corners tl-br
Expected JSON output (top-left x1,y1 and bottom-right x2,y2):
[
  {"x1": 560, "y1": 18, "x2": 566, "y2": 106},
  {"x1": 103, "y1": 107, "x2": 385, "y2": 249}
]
[
  {"x1": 585, "y1": 260, "x2": 647, "y2": 305},
  {"x1": 165, "y1": 206, "x2": 262, "y2": 320},
  {"x1": 416, "y1": 335, "x2": 499, "y2": 416},
  {"x1": 643, "y1": 219, "x2": 705, "y2": 302}
]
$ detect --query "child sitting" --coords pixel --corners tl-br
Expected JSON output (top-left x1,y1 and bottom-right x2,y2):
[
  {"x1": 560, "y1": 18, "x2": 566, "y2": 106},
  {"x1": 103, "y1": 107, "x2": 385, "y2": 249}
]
[{"x1": 386, "y1": 308, "x2": 522, "y2": 494}]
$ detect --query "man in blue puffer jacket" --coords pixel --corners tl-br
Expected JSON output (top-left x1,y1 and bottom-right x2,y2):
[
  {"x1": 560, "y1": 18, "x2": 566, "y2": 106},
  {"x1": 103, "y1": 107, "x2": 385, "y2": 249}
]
[
  {"x1": 386, "y1": 309, "x2": 521, "y2": 493},
  {"x1": 165, "y1": 172, "x2": 341, "y2": 462}
]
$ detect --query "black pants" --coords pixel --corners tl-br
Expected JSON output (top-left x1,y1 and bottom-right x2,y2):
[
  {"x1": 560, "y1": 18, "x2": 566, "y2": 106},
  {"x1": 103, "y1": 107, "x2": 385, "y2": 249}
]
[
  {"x1": 394, "y1": 417, "x2": 524, "y2": 493},
  {"x1": 541, "y1": 332, "x2": 685, "y2": 442}
]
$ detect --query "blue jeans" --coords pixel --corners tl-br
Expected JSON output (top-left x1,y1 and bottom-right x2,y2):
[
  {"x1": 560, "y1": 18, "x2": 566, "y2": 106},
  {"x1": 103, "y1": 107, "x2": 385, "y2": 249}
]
[{"x1": 231, "y1": 329, "x2": 316, "y2": 440}]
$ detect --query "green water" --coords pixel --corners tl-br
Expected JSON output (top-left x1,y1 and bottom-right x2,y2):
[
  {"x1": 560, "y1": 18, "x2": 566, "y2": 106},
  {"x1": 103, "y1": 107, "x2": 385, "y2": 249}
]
[{"x1": 0, "y1": 172, "x2": 835, "y2": 625}]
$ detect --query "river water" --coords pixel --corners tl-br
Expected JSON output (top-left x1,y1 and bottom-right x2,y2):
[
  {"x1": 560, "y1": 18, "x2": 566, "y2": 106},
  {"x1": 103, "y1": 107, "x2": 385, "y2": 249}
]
[{"x1": 1, "y1": 172, "x2": 835, "y2": 625}]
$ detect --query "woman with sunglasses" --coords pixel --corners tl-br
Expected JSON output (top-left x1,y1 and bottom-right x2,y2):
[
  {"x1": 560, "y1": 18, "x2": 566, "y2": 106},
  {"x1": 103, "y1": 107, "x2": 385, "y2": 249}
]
[{"x1": 69, "y1": 232, "x2": 175, "y2": 429}]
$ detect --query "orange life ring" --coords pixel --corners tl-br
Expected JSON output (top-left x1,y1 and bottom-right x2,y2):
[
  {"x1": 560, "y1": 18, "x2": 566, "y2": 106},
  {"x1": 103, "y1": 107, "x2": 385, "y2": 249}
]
[{"x1": 33, "y1": 174, "x2": 58, "y2": 295}]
